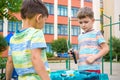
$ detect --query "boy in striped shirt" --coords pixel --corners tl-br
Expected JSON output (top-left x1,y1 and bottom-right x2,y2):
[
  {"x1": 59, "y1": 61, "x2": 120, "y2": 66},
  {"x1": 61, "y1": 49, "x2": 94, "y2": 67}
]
[
  {"x1": 6, "y1": 0, "x2": 50, "y2": 80},
  {"x1": 69, "y1": 7, "x2": 109, "y2": 73}
]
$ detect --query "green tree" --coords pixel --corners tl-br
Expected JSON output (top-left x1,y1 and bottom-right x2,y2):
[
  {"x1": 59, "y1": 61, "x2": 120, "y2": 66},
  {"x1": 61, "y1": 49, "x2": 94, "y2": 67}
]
[
  {"x1": 0, "y1": 0, "x2": 22, "y2": 20},
  {"x1": 105, "y1": 37, "x2": 120, "y2": 61},
  {"x1": 51, "y1": 38, "x2": 68, "y2": 54},
  {"x1": 0, "y1": 35, "x2": 8, "y2": 52},
  {"x1": 112, "y1": 37, "x2": 120, "y2": 61}
]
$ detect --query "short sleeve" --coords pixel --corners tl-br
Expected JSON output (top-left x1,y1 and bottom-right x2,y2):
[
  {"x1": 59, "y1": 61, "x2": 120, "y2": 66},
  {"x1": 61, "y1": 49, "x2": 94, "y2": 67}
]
[
  {"x1": 96, "y1": 31, "x2": 106, "y2": 45},
  {"x1": 30, "y1": 30, "x2": 47, "y2": 49}
]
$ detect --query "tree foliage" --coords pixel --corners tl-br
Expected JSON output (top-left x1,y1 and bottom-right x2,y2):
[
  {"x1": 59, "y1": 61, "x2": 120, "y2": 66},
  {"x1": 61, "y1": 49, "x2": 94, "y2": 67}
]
[
  {"x1": 105, "y1": 37, "x2": 120, "y2": 61},
  {"x1": 111, "y1": 37, "x2": 120, "y2": 61},
  {"x1": 0, "y1": 35, "x2": 8, "y2": 52},
  {"x1": 0, "y1": 0, "x2": 22, "y2": 20},
  {"x1": 112, "y1": 37, "x2": 120, "y2": 53},
  {"x1": 51, "y1": 38, "x2": 68, "y2": 53}
]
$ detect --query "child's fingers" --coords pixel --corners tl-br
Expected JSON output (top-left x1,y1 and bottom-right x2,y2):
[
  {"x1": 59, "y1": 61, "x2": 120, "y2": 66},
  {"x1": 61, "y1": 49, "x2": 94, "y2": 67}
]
[
  {"x1": 68, "y1": 48, "x2": 73, "y2": 54},
  {"x1": 86, "y1": 56, "x2": 95, "y2": 64}
]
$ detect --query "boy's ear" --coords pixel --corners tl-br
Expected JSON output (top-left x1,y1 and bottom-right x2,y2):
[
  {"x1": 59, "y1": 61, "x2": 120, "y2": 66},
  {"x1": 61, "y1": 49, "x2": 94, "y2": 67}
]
[
  {"x1": 36, "y1": 14, "x2": 42, "y2": 23},
  {"x1": 92, "y1": 18, "x2": 95, "y2": 22},
  {"x1": 91, "y1": 18, "x2": 95, "y2": 23}
]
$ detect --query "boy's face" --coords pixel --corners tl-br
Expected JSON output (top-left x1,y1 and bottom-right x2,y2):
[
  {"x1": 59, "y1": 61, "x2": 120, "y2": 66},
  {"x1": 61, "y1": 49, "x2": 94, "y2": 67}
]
[{"x1": 78, "y1": 17, "x2": 94, "y2": 32}]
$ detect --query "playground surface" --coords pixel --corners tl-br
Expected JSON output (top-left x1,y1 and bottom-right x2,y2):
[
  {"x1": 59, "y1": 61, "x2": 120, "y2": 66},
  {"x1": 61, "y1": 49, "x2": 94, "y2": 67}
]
[
  {"x1": 49, "y1": 61, "x2": 120, "y2": 80},
  {"x1": 0, "y1": 60, "x2": 119, "y2": 80}
]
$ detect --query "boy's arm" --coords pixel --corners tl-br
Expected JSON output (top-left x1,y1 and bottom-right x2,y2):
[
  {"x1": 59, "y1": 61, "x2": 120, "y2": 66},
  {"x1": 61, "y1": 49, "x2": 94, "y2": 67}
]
[
  {"x1": 86, "y1": 43, "x2": 109, "y2": 64},
  {"x1": 6, "y1": 56, "x2": 14, "y2": 80},
  {"x1": 96, "y1": 42, "x2": 109, "y2": 58},
  {"x1": 31, "y1": 48, "x2": 50, "y2": 80}
]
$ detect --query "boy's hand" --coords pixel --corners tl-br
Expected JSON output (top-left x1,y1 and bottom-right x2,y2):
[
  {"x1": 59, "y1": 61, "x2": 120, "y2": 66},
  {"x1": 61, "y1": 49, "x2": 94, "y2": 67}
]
[
  {"x1": 68, "y1": 48, "x2": 73, "y2": 56},
  {"x1": 86, "y1": 55, "x2": 97, "y2": 64},
  {"x1": 68, "y1": 48, "x2": 77, "y2": 64}
]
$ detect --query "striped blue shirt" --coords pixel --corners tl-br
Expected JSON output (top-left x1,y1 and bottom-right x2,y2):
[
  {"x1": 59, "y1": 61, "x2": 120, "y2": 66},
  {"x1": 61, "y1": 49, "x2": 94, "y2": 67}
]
[{"x1": 78, "y1": 30, "x2": 105, "y2": 71}]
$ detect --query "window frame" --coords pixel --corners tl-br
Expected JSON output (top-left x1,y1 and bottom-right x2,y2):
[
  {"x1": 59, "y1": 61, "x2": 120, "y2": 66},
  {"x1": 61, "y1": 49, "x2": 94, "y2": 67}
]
[
  {"x1": 72, "y1": 26, "x2": 80, "y2": 36},
  {"x1": 58, "y1": 5, "x2": 68, "y2": 16},
  {"x1": 43, "y1": 23, "x2": 54, "y2": 34},
  {"x1": 58, "y1": 24, "x2": 68, "y2": 35},
  {"x1": 45, "y1": 3, "x2": 54, "y2": 15}
]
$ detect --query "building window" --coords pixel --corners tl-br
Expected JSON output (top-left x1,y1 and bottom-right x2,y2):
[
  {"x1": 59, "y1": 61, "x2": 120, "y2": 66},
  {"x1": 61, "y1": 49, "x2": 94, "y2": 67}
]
[
  {"x1": 72, "y1": 26, "x2": 80, "y2": 36},
  {"x1": 72, "y1": 44, "x2": 78, "y2": 50},
  {"x1": 45, "y1": 3, "x2": 54, "y2": 15},
  {"x1": 43, "y1": 23, "x2": 54, "y2": 34},
  {"x1": 58, "y1": 5, "x2": 68, "y2": 16},
  {"x1": 71, "y1": 7, "x2": 79, "y2": 18},
  {"x1": 0, "y1": 20, "x2": 3, "y2": 32},
  {"x1": 58, "y1": 24, "x2": 68, "y2": 35},
  {"x1": 8, "y1": 21, "x2": 22, "y2": 32},
  {"x1": 85, "y1": 0, "x2": 92, "y2": 2},
  {"x1": 17, "y1": 22, "x2": 22, "y2": 30},
  {"x1": 46, "y1": 43, "x2": 52, "y2": 53},
  {"x1": 8, "y1": 21, "x2": 15, "y2": 32}
]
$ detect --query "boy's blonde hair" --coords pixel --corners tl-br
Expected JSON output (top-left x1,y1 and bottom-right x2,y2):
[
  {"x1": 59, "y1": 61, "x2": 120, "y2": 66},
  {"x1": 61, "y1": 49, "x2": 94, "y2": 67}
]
[{"x1": 77, "y1": 7, "x2": 94, "y2": 19}]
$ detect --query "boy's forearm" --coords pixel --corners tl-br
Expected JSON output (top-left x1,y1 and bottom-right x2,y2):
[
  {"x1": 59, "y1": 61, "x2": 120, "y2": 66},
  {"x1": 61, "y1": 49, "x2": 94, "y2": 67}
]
[
  {"x1": 96, "y1": 48, "x2": 109, "y2": 59},
  {"x1": 86, "y1": 43, "x2": 109, "y2": 64},
  {"x1": 6, "y1": 60, "x2": 14, "y2": 80},
  {"x1": 86, "y1": 49, "x2": 109, "y2": 64},
  {"x1": 95, "y1": 44, "x2": 109, "y2": 60},
  {"x1": 32, "y1": 56, "x2": 50, "y2": 80}
]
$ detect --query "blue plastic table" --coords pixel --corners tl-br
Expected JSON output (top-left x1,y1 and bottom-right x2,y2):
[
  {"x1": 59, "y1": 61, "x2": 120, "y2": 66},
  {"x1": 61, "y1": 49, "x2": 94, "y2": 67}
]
[{"x1": 50, "y1": 70, "x2": 109, "y2": 80}]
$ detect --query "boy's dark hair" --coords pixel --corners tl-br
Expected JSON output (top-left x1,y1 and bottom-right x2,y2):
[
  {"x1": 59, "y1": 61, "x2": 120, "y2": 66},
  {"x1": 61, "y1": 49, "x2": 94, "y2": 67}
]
[
  {"x1": 77, "y1": 7, "x2": 94, "y2": 19},
  {"x1": 21, "y1": 0, "x2": 48, "y2": 19}
]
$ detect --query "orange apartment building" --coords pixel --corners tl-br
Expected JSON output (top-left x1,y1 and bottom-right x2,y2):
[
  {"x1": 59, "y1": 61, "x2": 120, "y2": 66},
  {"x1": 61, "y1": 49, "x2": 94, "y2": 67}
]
[{"x1": 0, "y1": 0, "x2": 92, "y2": 57}]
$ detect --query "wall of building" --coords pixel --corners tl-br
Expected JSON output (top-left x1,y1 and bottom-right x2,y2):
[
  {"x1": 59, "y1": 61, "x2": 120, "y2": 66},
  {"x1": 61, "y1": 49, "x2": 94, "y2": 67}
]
[
  {"x1": 1, "y1": 0, "x2": 92, "y2": 57},
  {"x1": 43, "y1": 0, "x2": 92, "y2": 50},
  {"x1": 93, "y1": 0, "x2": 100, "y2": 30},
  {"x1": 114, "y1": 0, "x2": 120, "y2": 38},
  {"x1": 103, "y1": 0, "x2": 120, "y2": 42},
  {"x1": 103, "y1": 0, "x2": 114, "y2": 41}
]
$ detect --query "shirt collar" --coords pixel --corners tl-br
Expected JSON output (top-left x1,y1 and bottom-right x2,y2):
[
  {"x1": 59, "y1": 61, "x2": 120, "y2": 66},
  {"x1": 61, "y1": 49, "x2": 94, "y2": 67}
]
[{"x1": 82, "y1": 29, "x2": 94, "y2": 34}]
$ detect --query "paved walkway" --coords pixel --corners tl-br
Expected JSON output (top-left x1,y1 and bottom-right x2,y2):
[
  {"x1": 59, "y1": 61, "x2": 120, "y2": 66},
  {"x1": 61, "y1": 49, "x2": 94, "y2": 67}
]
[{"x1": 49, "y1": 61, "x2": 120, "y2": 80}]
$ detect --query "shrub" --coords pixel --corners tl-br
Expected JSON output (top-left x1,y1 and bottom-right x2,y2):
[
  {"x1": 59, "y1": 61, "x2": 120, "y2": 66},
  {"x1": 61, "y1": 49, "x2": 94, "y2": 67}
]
[
  {"x1": 51, "y1": 38, "x2": 68, "y2": 54},
  {"x1": 0, "y1": 35, "x2": 8, "y2": 52},
  {"x1": 46, "y1": 52, "x2": 54, "y2": 58}
]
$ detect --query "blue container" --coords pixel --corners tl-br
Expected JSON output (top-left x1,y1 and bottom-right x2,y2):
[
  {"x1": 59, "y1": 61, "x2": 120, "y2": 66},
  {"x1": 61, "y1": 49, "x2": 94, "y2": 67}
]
[{"x1": 50, "y1": 70, "x2": 109, "y2": 80}]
